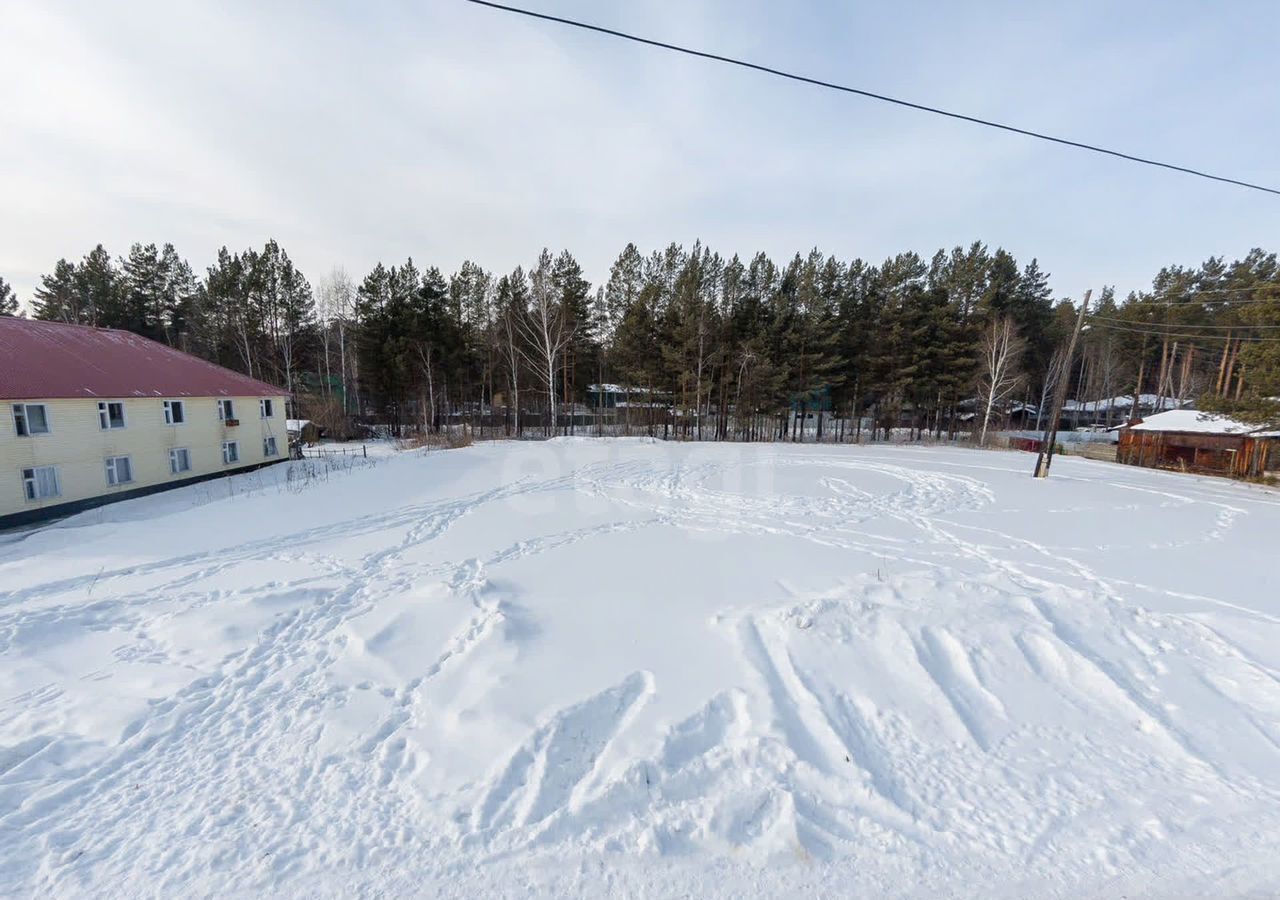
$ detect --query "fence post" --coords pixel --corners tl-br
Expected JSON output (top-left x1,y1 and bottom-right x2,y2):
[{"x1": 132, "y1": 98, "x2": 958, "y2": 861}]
[{"x1": 363, "y1": 445, "x2": 367, "y2": 458}]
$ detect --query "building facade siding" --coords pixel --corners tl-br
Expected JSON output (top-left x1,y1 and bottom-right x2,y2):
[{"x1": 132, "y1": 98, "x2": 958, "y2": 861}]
[{"x1": 2, "y1": 394, "x2": 288, "y2": 525}]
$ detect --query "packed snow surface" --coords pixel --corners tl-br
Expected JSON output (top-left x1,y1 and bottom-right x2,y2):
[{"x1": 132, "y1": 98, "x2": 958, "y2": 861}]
[{"x1": 2, "y1": 441, "x2": 1280, "y2": 898}]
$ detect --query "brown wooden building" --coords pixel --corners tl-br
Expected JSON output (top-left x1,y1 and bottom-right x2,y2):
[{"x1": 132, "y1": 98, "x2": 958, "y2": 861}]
[{"x1": 1117, "y1": 410, "x2": 1279, "y2": 478}]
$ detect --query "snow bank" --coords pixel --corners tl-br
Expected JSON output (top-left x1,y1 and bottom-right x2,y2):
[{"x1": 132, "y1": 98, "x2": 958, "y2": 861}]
[{"x1": 2, "y1": 441, "x2": 1279, "y2": 897}]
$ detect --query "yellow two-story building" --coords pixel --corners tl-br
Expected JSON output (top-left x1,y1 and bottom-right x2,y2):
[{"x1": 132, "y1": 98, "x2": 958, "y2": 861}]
[{"x1": 1, "y1": 317, "x2": 289, "y2": 528}]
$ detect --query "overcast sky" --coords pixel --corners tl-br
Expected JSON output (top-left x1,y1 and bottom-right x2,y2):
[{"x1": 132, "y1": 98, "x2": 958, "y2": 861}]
[{"x1": 2, "y1": 0, "x2": 1278, "y2": 310}]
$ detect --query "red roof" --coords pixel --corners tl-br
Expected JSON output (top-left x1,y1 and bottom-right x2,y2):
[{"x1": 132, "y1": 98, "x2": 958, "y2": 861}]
[{"x1": 0, "y1": 317, "x2": 286, "y2": 400}]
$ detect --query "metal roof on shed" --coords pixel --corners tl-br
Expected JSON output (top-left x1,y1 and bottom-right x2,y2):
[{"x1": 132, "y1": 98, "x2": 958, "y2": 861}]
[{"x1": 0, "y1": 317, "x2": 286, "y2": 400}]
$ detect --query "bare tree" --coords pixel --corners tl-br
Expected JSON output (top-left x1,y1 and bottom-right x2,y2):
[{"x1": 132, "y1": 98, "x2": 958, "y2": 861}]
[
  {"x1": 500, "y1": 298, "x2": 523, "y2": 436},
  {"x1": 1035, "y1": 343, "x2": 1071, "y2": 433},
  {"x1": 315, "y1": 267, "x2": 356, "y2": 412},
  {"x1": 417, "y1": 344, "x2": 436, "y2": 433},
  {"x1": 519, "y1": 251, "x2": 576, "y2": 435},
  {"x1": 976, "y1": 317, "x2": 1025, "y2": 444},
  {"x1": 1085, "y1": 330, "x2": 1130, "y2": 427}
]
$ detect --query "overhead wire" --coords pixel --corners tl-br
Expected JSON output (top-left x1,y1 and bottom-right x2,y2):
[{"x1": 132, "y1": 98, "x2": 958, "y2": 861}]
[
  {"x1": 464, "y1": 0, "x2": 1280, "y2": 197},
  {"x1": 1083, "y1": 320, "x2": 1280, "y2": 343},
  {"x1": 1087, "y1": 314, "x2": 1280, "y2": 330}
]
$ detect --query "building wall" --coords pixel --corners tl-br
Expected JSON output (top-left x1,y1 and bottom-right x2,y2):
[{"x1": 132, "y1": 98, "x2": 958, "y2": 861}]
[
  {"x1": 2, "y1": 394, "x2": 288, "y2": 522},
  {"x1": 1117, "y1": 429, "x2": 1276, "y2": 478}
]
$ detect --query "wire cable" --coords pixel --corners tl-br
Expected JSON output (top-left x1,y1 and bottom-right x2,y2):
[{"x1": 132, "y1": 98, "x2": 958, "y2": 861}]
[
  {"x1": 464, "y1": 0, "x2": 1280, "y2": 197},
  {"x1": 1089, "y1": 314, "x2": 1280, "y2": 330},
  {"x1": 1085, "y1": 321, "x2": 1280, "y2": 342}
]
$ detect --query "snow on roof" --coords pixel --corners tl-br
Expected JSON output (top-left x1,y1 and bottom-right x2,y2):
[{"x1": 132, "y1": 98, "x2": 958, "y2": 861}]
[
  {"x1": 286, "y1": 419, "x2": 312, "y2": 431},
  {"x1": 587, "y1": 384, "x2": 654, "y2": 394},
  {"x1": 1126, "y1": 409, "x2": 1262, "y2": 435},
  {"x1": 1063, "y1": 394, "x2": 1186, "y2": 413},
  {"x1": 0, "y1": 317, "x2": 286, "y2": 400}
]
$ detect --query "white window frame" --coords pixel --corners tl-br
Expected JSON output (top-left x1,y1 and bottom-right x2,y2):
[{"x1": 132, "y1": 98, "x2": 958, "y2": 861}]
[
  {"x1": 21, "y1": 465, "x2": 60, "y2": 501},
  {"x1": 13, "y1": 402, "x2": 51, "y2": 437},
  {"x1": 263, "y1": 436, "x2": 278, "y2": 457},
  {"x1": 259, "y1": 398, "x2": 274, "y2": 419},
  {"x1": 98, "y1": 401, "x2": 127, "y2": 430},
  {"x1": 105, "y1": 455, "x2": 133, "y2": 486},
  {"x1": 163, "y1": 400, "x2": 186, "y2": 425},
  {"x1": 222, "y1": 440, "x2": 240, "y2": 465},
  {"x1": 218, "y1": 399, "x2": 236, "y2": 422},
  {"x1": 169, "y1": 447, "x2": 192, "y2": 475}
]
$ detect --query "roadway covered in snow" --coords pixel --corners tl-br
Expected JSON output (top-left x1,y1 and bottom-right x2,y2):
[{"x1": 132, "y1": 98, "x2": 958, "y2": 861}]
[{"x1": 2, "y1": 440, "x2": 1279, "y2": 897}]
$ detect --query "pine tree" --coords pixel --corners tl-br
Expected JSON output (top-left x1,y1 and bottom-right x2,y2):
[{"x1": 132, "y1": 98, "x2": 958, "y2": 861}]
[
  {"x1": 121, "y1": 243, "x2": 166, "y2": 339},
  {"x1": 32, "y1": 260, "x2": 83, "y2": 323},
  {"x1": 205, "y1": 247, "x2": 256, "y2": 374},
  {"x1": 159, "y1": 244, "x2": 201, "y2": 347},
  {"x1": 355, "y1": 262, "x2": 399, "y2": 420},
  {"x1": 74, "y1": 245, "x2": 123, "y2": 328},
  {"x1": 1012, "y1": 258, "x2": 1055, "y2": 385},
  {"x1": 246, "y1": 240, "x2": 314, "y2": 395},
  {"x1": 450, "y1": 260, "x2": 496, "y2": 425},
  {"x1": 0, "y1": 275, "x2": 19, "y2": 316},
  {"x1": 552, "y1": 250, "x2": 593, "y2": 429},
  {"x1": 603, "y1": 243, "x2": 644, "y2": 346}
]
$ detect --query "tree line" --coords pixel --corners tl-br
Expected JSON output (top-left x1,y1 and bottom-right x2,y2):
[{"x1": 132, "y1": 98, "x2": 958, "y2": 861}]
[{"x1": 5, "y1": 241, "x2": 1279, "y2": 438}]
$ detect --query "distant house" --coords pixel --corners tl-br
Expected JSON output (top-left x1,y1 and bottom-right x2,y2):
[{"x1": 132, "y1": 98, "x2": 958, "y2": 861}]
[
  {"x1": 1064, "y1": 394, "x2": 1186, "y2": 428},
  {"x1": 286, "y1": 418, "x2": 322, "y2": 445},
  {"x1": 1116, "y1": 409, "x2": 1279, "y2": 478},
  {"x1": 1, "y1": 318, "x2": 288, "y2": 527},
  {"x1": 586, "y1": 384, "x2": 672, "y2": 411},
  {"x1": 789, "y1": 385, "x2": 833, "y2": 416},
  {"x1": 955, "y1": 398, "x2": 1039, "y2": 429}
]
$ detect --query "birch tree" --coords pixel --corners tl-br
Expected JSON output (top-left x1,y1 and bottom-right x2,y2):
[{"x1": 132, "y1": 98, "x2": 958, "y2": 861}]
[
  {"x1": 976, "y1": 316, "x2": 1025, "y2": 444},
  {"x1": 520, "y1": 250, "x2": 576, "y2": 435},
  {"x1": 316, "y1": 267, "x2": 356, "y2": 410}
]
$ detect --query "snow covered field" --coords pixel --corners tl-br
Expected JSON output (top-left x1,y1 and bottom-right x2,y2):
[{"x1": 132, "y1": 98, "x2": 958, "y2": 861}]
[{"x1": 2, "y1": 440, "x2": 1280, "y2": 898}]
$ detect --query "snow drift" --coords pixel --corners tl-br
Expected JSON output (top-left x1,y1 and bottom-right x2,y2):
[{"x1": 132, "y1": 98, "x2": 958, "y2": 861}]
[{"x1": 2, "y1": 440, "x2": 1279, "y2": 897}]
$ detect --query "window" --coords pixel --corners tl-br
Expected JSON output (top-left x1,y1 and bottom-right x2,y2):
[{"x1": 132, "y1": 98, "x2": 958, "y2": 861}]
[
  {"x1": 260, "y1": 398, "x2": 274, "y2": 418},
  {"x1": 21, "y1": 466, "x2": 60, "y2": 501},
  {"x1": 222, "y1": 441, "x2": 240, "y2": 464},
  {"x1": 169, "y1": 448, "x2": 192, "y2": 474},
  {"x1": 163, "y1": 400, "x2": 186, "y2": 425},
  {"x1": 98, "y1": 401, "x2": 126, "y2": 430},
  {"x1": 218, "y1": 399, "x2": 236, "y2": 422},
  {"x1": 263, "y1": 436, "x2": 278, "y2": 457},
  {"x1": 13, "y1": 403, "x2": 50, "y2": 436},
  {"x1": 105, "y1": 455, "x2": 133, "y2": 486}
]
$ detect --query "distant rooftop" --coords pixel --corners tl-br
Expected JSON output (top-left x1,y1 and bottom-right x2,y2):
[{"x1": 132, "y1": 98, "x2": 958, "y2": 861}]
[{"x1": 1063, "y1": 394, "x2": 1187, "y2": 413}]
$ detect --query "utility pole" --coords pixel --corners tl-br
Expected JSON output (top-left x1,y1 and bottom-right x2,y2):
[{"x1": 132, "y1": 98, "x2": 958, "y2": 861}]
[{"x1": 1034, "y1": 289, "x2": 1091, "y2": 478}]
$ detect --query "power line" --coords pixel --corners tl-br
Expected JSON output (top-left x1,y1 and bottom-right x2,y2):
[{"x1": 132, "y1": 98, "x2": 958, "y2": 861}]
[
  {"x1": 1150, "y1": 284, "x2": 1280, "y2": 296},
  {"x1": 1089, "y1": 314, "x2": 1280, "y2": 330},
  {"x1": 1085, "y1": 321, "x2": 1280, "y2": 342},
  {"x1": 1126, "y1": 299, "x2": 1274, "y2": 309},
  {"x1": 1086, "y1": 288, "x2": 1279, "y2": 311},
  {"x1": 464, "y1": 0, "x2": 1280, "y2": 198},
  {"x1": 1100, "y1": 287, "x2": 1280, "y2": 307},
  {"x1": 1114, "y1": 295, "x2": 1280, "y2": 309},
  {"x1": 1126, "y1": 287, "x2": 1280, "y2": 301}
]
